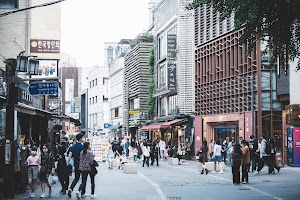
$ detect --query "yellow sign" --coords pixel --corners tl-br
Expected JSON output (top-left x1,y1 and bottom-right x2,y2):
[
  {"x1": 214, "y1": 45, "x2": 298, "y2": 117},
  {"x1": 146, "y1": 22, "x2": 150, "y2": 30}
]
[{"x1": 129, "y1": 110, "x2": 139, "y2": 115}]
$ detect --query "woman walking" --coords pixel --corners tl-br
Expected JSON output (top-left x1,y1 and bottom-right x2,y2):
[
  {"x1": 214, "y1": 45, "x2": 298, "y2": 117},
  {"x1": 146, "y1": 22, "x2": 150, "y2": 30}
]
[
  {"x1": 231, "y1": 143, "x2": 243, "y2": 184},
  {"x1": 142, "y1": 142, "x2": 150, "y2": 167},
  {"x1": 199, "y1": 140, "x2": 209, "y2": 175},
  {"x1": 75, "y1": 142, "x2": 94, "y2": 199},
  {"x1": 39, "y1": 145, "x2": 55, "y2": 198},
  {"x1": 26, "y1": 146, "x2": 41, "y2": 198}
]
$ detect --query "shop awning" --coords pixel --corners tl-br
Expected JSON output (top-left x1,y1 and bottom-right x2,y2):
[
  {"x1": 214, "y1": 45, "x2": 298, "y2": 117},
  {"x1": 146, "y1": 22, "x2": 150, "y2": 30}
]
[
  {"x1": 160, "y1": 118, "x2": 186, "y2": 128},
  {"x1": 15, "y1": 103, "x2": 53, "y2": 118},
  {"x1": 140, "y1": 124, "x2": 161, "y2": 132},
  {"x1": 109, "y1": 125, "x2": 119, "y2": 131}
]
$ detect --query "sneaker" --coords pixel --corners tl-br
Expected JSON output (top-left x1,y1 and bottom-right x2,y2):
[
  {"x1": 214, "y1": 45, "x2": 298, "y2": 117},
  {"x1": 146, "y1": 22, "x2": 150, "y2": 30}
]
[
  {"x1": 30, "y1": 192, "x2": 35, "y2": 198},
  {"x1": 68, "y1": 189, "x2": 72, "y2": 198},
  {"x1": 253, "y1": 171, "x2": 259, "y2": 175},
  {"x1": 219, "y1": 170, "x2": 224, "y2": 174},
  {"x1": 211, "y1": 171, "x2": 216, "y2": 174},
  {"x1": 90, "y1": 194, "x2": 97, "y2": 199},
  {"x1": 40, "y1": 193, "x2": 46, "y2": 198},
  {"x1": 82, "y1": 193, "x2": 90, "y2": 197},
  {"x1": 272, "y1": 171, "x2": 276, "y2": 174},
  {"x1": 76, "y1": 191, "x2": 81, "y2": 199}
]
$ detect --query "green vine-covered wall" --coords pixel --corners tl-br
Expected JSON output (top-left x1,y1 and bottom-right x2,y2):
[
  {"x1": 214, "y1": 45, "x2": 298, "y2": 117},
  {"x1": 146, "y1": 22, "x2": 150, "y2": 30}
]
[{"x1": 147, "y1": 48, "x2": 155, "y2": 120}]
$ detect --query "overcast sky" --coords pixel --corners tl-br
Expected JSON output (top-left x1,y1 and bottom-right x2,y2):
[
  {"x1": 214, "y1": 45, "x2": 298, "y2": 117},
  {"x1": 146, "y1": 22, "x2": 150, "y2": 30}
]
[{"x1": 61, "y1": 0, "x2": 150, "y2": 67}]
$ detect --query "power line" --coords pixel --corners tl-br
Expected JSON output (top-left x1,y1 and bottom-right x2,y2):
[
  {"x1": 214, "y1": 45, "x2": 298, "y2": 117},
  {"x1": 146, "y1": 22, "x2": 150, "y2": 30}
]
[{"x1": 0, "y1": 0, "x2": 66, "y2": 18}]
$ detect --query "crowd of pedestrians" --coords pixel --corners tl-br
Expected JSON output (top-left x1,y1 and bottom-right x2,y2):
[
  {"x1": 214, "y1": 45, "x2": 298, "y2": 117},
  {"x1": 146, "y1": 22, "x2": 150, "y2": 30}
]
[
  {"x1": 24, "y1": 133, "x2": 98, "y2": 199},
  {"x1": 197, "y1": 134, "x2": 281, "y2": 185}
]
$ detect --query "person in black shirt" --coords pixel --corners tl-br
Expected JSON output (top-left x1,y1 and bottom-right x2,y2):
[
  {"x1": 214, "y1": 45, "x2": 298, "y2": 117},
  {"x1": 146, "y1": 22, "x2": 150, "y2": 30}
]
[
  {"x1": 248, "y1": 135, "x2": 258, "y2": 172},
  {"x1": 56, "y1": 137, "x2": 70, "y2": 194}
]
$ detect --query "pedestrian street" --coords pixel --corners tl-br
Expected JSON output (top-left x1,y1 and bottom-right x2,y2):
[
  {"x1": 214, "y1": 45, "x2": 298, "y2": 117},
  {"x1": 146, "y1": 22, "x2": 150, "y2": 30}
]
[{"x1": 13, "y1": 159, "x2": 300, "y2": 200}]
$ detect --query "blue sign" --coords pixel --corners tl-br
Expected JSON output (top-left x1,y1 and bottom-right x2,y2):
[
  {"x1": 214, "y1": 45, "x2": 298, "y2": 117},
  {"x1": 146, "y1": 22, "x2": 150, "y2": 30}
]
[
  {"x1": 29, "y1": 81, "x2": 59, "y2": 95},
  {"x1": 104, "y1": 123, "x2": 110, "y2": 129}
]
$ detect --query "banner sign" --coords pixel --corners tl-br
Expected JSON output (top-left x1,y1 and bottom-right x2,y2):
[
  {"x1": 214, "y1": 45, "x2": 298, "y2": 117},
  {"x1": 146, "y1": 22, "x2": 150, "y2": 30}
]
[
  {"x1": 30, "y1": 39, "x2": 60, "y2": 53},
  {"x1": 167, "y1": 34, "x2": 177, "y2": 91},
  {"x1": 293, "y1": 128, "x2": 300, "y2": 166}
]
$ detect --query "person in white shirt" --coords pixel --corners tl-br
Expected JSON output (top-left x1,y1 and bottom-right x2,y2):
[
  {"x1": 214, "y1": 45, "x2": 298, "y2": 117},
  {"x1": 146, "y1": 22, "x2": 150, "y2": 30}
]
[
  {"x1": 212, "y1": 140, "x2": 224, "y2": 174},
  {"x1": 159, "y1": 140, "x2": 166, "y2": 160}
]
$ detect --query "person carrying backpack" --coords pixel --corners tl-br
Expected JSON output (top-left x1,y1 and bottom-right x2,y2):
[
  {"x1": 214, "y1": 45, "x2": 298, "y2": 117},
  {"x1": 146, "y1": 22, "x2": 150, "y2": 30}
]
[
  {"x1": 231, "y1": 143, "x2": 242, "y2": 184},
  {"x1": 254, "y1": 135, "x2": 275, "y2": 175}
]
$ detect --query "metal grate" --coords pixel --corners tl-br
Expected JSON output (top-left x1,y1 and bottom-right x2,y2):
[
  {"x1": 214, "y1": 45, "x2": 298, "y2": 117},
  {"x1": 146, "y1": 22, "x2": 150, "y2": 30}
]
[{"x1": 167, "y1": 197, "x2": 182, "y2": 200}]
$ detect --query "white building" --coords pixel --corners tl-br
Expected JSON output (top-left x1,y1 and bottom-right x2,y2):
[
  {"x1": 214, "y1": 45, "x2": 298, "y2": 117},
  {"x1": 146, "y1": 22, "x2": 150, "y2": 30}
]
[
  {"x1": 106, "y1": 40, "x2": 132, "y2": 139},
  {"x1": 152, "y1": 0, "x2": 194, "y2": 117},
  {"x1": 87, "y1": 66, "x2": 110, "y2": 138}
]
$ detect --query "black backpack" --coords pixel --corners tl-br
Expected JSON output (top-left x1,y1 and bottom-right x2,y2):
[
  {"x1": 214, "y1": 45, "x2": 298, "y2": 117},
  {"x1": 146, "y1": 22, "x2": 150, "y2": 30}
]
[
  {"x1": 233, "y1": 150, "x2": 242, "y2": 161},
  {"x1": 264, "y1": 141, "x2": 271, "y2": 154}
]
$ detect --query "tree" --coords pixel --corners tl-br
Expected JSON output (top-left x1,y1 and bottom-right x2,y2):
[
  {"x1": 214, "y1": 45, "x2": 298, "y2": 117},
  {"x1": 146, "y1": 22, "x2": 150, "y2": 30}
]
[
  {"x1": 186, "y1": 0, "x2": 300, "y2": 70},
  {"x1": 130, "y1": 33, "x2": 154, "y2": 49}
]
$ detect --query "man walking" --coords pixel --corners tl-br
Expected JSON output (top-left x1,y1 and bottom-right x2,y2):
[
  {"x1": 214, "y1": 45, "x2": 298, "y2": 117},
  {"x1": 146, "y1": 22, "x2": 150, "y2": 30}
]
[
  {"x1": 254, "y1": 135, "x2": 275, "y2": 175},
  {"x1": 67, "y1": 133, "x2": 84, "y2": 197},
  {"x1": 56, "y1": 137, "x2": 70, "y2": 194}
]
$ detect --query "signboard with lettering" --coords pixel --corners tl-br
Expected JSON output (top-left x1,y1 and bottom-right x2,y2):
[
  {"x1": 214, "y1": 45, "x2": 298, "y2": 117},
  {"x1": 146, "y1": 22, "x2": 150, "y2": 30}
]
[
  {"x1": 29, "y1": 81, "x2": 59, "y2": 95},
  {"x1": 167, "y1": 34, "x2": 177, "y2": 91},
  {"x1": 30, "y1": 39, "x2": 60, "y2": 53},
  {"x1": 129, "y1": 110, "x2": 140, "y2": 115}
]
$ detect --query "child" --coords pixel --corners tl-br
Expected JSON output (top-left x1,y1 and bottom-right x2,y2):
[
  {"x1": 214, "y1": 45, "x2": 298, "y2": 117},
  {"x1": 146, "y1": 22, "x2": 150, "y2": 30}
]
[
  {"x1": 133, "y1": 146, "x2": 138, "y2": 162},
  {"x1": 164, "y1": 146, "x2": 169, "y2": 160},
  {"x1": 26, "y1": 147, "x2": 41, "y2": 198}
]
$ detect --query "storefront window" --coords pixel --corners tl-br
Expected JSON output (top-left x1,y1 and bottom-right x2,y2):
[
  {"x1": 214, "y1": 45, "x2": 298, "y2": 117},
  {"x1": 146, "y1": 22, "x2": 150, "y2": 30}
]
[
  {"x1": 168, "y1": 95, "x2": 178, "y2": 115},
  {"x1": 160, "y1": 98, "x2": 166, "y2": 116}
]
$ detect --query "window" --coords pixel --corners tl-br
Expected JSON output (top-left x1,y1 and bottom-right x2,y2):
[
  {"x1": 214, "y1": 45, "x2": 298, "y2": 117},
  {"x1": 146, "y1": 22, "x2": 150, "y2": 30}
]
[
  {"x1": 92, "y1": 80, "x2": 94, "y2": 87},
  {"x1": 92, "y1": 97, "x2": 94, "y2": 104},
  {"x1": 103, "y1": 95, "x2": 108, "y2": 101},
  {"x1": 89, "y1": 81, "x2": 91, "y2": 88},
  {"x1": 133, "y1": 98, "x2": 139, "y2": 109},
  {"x1": 160, "y1": 98, "x2": 166, "y2": 116},
  {"x1": 159, "y1": 64, "x2": 166, "y2": 89},
  {"x1": 107, "y1": 46, "x2": 113, "y2": 62},
  {"x1": 95, "y1": 113, "x2": 97, "y2": 124},
  {"x1": 0, "y1": 0, "x2": 18, "y2": 9},
  {"x1": 158, "y1": 34, "x2": 166, "y2": 59},
  {"x1": 95, "y1": 96, "x2": 97, "y2": 103},
  {"x1": 103, "y1": 77, "x2": 108, "y2": 85},
  {"x1": 89, "y1": 98, "x2": 91, "y2": 105},
  {"x1": 115, "y1": 107, "x2": 119, "y2": 118},
  {"x1": 168, "y1": 95, "x2": 178, "y2": 114},
  {"x1": 95, "y1": 78, "x2": 97, "y2": 86}
]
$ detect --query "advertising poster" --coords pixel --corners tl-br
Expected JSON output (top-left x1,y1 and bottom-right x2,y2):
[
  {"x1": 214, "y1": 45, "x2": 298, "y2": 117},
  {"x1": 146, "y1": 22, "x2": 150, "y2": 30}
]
[
  {"x1": 287, "y1": 128, "x2": 293, "y2": 165},
  {"x1": 65, "y1": 79, "x2": 74, "y2": 102},
  {"x1": 293, "y1": 128, "x2": 300, "y2": 167},
  {"x1": 32, "y1": 59, "x2": 58, "y2": 78}
]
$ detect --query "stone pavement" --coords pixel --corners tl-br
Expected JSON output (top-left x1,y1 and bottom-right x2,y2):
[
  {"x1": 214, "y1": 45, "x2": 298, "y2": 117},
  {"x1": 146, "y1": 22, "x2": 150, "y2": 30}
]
[{"x1": 11, "y1": 159, "x2": 300, "y2": 200}]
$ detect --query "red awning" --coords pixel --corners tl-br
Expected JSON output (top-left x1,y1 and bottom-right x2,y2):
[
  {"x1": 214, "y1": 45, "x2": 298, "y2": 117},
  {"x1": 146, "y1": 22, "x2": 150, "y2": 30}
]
[
  {"x1": 160, "y1": 119, "x2": 186, "y2": 128},
  {"x1": 140, "y1": 124, "x2": 161, "y2": 132}
]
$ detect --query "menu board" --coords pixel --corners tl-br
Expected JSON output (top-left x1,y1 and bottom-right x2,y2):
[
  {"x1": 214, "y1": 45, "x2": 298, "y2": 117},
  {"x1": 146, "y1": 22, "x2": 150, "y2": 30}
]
[{"x1": 92, "y1": 136, "x2": 110, "y2": 161}]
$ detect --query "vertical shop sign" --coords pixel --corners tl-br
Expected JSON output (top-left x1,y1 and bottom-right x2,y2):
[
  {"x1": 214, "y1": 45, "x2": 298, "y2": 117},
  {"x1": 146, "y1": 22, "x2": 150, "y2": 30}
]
[
  {"x1": 293, "y1": 128, "x2": 300, "y2": 166},
  {"x1": 167, "y1": 34, "x2": 177, "y2": 91}
]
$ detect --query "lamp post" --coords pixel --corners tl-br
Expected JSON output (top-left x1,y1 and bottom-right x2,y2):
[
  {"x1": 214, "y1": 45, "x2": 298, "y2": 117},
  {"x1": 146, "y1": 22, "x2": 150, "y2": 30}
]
[
  {"x1": 2, "y1": 52, "x2": 40, "y2": 198},
  {"x1": 3, "y1": 58, "x2": 17, "y2": 198}
]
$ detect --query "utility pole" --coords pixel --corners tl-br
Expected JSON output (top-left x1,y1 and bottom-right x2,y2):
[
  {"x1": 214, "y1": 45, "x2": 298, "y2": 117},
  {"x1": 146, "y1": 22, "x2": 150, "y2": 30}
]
[{"x1": 3, "y1": 58, "x2": 17, "y2": 198}]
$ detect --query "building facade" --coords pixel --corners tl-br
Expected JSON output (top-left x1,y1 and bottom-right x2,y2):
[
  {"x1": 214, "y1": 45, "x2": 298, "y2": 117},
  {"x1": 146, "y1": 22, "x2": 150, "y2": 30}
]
[
  {"x1": 193, "y1": 5, "x2": 283, "y2": 152},
  {"x1": 124, "y1": 43, "x2": 153, "y2": 140},
  {"x1": 152, "y1": 0, "x2": 194, "y2": 118},
  {"x1": 107, "y1": 39, "x2": 132, "y2": 139},
  {"x1": 87, "y1": 66, "x2": 109, "y2": 139}
]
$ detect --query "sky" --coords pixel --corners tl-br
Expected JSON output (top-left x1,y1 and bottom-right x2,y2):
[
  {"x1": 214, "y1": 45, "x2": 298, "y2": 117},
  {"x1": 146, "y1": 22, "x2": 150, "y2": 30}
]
[{"x1": 61, "y1": 0, "x2": 151, "y2": 67}]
